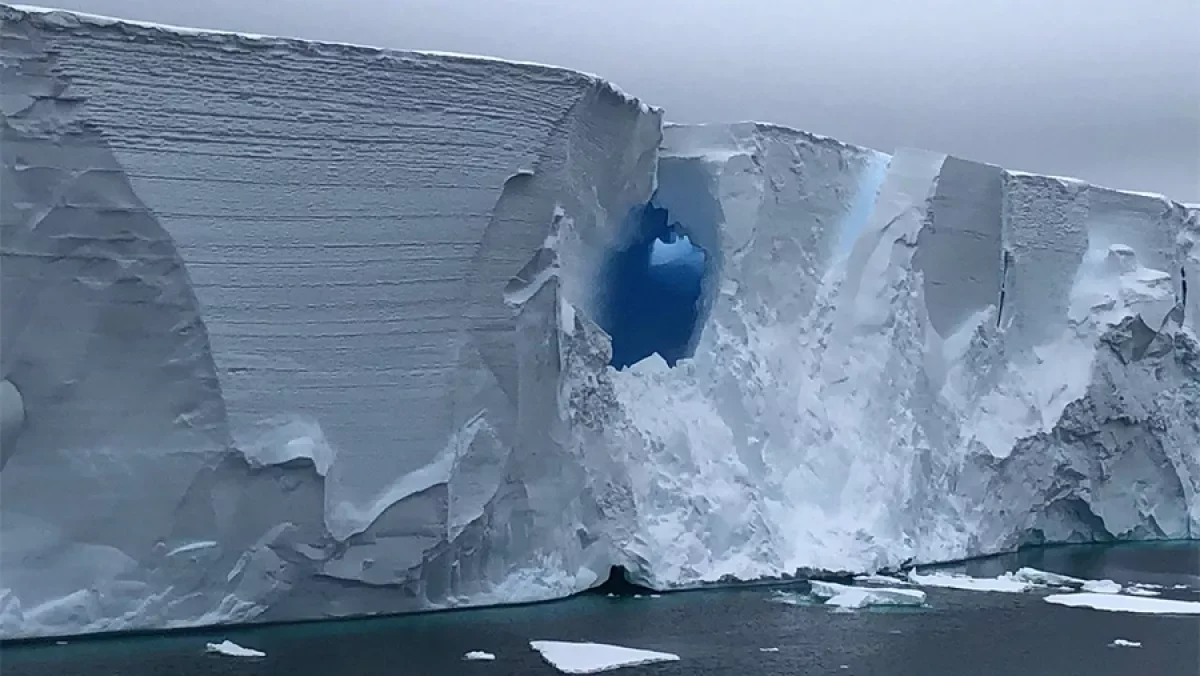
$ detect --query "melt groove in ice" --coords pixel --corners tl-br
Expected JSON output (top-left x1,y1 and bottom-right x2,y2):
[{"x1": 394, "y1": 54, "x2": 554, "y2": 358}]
[{"x1": 0, "y1": 4, "x2": 1197, "y2": 639}]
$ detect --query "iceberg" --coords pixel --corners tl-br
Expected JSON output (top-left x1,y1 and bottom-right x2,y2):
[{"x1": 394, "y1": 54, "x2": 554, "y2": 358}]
[{"x1": 0, "y1": 4, "x2": 1197, "y2": 639}]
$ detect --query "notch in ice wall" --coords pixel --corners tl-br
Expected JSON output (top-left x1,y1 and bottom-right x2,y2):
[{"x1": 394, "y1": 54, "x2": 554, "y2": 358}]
[
  {"x1": 598, "y1": 202, "x2": 709, "y2": 369},
  {"x1": 0, "y1": 4, "x2": 662, "y2": 639}
]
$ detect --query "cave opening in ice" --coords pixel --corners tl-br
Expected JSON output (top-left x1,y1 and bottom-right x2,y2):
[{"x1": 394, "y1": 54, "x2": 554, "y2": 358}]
[{"x1": 599, "y1": 201, "x2": 709, "y2": 369}]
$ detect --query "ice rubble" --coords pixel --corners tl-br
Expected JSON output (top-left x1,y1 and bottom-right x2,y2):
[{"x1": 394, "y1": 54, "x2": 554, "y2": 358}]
[
  {"x1": 0, "y1": 5, "x2": 1197, "y2": 639},
  {"x1": 807, "y1": 581, "x2": 926, "y2": 608},
  {"x1": 905, "y1": 567, "x2": 1130, "y2": 594}
]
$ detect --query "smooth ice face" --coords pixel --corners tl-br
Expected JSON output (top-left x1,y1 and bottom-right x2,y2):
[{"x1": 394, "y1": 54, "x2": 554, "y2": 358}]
[{"x1": 0, "y1": 5, "x2": 661, "y2": 638}]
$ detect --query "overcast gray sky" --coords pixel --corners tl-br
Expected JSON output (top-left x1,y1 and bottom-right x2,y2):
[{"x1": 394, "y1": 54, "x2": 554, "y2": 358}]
[{"x1": 56, "y1": 0, "x2": 1200, "y2": 201}]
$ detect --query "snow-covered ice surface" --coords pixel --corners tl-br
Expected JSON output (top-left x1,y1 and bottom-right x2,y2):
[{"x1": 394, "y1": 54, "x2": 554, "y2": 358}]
[
  {"x1": 907, "y1": 567, "x2": 1145, "y2": 596},
  {"x1": 1045, "y1": 593, "x2": 1200, "y2": 615},
  {"x1": 1109, "y1": 638, "x2": 1142, "y2": 648},
  {"x1": 464, "y1": 650, "x2": 497, "y2": 661},
  {"x1": 907, "y1": 570, "x2": 1034, "y2": 594},
  {"x1": 204, "y1": 640, "x2": 265, "y2": 658},
  {"x1": 529, "y1": 641, "x2": 680, "y2": 673},
  {"x1": 1, "y1": 4, "x2": 1198, "y2": 639}
]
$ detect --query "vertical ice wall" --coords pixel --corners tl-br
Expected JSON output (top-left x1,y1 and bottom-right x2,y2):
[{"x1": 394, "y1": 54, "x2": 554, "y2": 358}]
[
  {"x1": 0, "y1": 5, "x2": 660, "y2": 638},
  {"x1": 609, "y1": 135, "x2": 1198, "y2": 587}
]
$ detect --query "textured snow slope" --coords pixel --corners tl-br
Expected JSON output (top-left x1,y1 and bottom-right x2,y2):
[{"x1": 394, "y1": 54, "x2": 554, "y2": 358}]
[{"x1": 1, "y1": 5, "x2": 1197, "y2": 639}]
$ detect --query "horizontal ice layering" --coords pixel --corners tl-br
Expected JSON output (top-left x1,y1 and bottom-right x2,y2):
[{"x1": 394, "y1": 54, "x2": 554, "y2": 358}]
[{"x1": 0, "y1": 5, "x2": 1196, "y2": 638}]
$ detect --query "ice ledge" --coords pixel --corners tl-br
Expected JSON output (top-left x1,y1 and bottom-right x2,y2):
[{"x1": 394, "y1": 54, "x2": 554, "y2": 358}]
[{"x1": 3, "y1": 5, "x2": 656, "y2": 114}]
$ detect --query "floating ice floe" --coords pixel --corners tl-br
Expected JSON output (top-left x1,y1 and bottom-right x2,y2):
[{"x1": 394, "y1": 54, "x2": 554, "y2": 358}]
[
  {"x1": 909, "y1": 568, "x2": 1132, "y2": 595},
  {"x1": 530, "y1": 641, "x2": 680, "y2": 674},
  {"x1": 1044, "y1": 594, "x2": 1200, "y2": 615},
  {"x1": 464, "y1": 650, "x2": 496, "y2": 661},
  {"x1": 906, "y1": 570, "x2": 1033, "y2": 593},
  {"x1": 1108, "y1": 639, "x2": 1142, "y2": 648},
  {"x1": 205, "y1": 640, "x2": 265, "y2": 658},
  {"x1": 808, "y1": 581, "x2": 926, "y2": 609},
  {"x1": 759, "y1": 647, "x2": 780, "y2": 652},
  {"x1": 1080, "y1": 579, "x2": 1122, "y2": 594},
  {"x1": 1124, "y1": 586, "x2": 1161, "y2": 597},
  {"x1": 1009, "y1": 568, "x2": 1084, "y2": 587}
]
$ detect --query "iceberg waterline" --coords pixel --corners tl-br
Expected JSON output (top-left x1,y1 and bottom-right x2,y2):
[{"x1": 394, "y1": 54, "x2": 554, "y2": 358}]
[{"x1": 0, "y1": 4, "x2": 1197, "y2": 639}]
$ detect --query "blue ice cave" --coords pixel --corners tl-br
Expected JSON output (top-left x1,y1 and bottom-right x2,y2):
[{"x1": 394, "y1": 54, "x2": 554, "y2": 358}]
[{"x1": 599, "y1": 202, "x2": 708, "y2": 369}]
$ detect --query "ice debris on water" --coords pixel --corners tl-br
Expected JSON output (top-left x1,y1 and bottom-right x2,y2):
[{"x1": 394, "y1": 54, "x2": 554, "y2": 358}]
[
  {"x1": 906, "y1": 570, "x2": 1033, "y2": 593},
  {"x1": 205, "y1": 640, "x2": 265, "y2": 658},
  {"x1": 1109, "y1": 639, "x2": 1141, "y2": 648},
  {"x1": 529, "y1": 640, "x2": 680, "y2": 674},
  {"x1": 854, "y1": 574, "x2": 912, "y2": 586},
  {"x1": 1045, "y1": 593, "x2": 1200, "y2": 615},
  {"x1": 808, "y1": 581, "x2": 926, "y2": 609},
  {"x1": 464, "y1": 650, "x2": 497, "y2": 661},
  {"x1": 908, "y1": 568, "x2": 1132, "y2": 596},
  {"x1": 1081, "y1": 579, "x2": 1122, "y2": 594}
]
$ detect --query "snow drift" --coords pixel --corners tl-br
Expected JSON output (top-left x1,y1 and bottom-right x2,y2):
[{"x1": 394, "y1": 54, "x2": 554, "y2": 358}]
[{"x1": 0, "y1": 5, "x2": 1196, "y2": 638}]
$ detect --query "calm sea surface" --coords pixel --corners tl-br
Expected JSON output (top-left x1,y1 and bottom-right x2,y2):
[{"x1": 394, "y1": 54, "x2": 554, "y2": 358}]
[{"x1": 3, "y1": 542, "x2": 1197, "y2": 676}]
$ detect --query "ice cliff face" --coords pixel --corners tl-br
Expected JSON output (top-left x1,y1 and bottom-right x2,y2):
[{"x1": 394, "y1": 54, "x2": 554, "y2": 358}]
[
  {"x1": 0, "y1": 5, "x2": 1196, "y2": 639},
  {"x1": 611, "y1": 140, "x2": 1198, "y2": 586}
]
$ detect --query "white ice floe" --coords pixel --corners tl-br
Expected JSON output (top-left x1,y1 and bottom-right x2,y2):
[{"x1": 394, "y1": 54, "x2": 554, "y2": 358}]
[
  {"x1": 205, "y1": 640, "x2": 265, "y2": 658},
  {"x1": 529, "y1": 641, "x2": 680, "y2": 674},
  {"x1": 1045, "y1": 593, "x2": 1200, "y2": 614},
  {"x1": 906, "y1": 570, "x2": 1033, "y2": 593},
  {"x1": 809, "y1": 581, "x2": 926, "y2": 609},
  {"x1": 1124, "y1": 586, "x2": 1161, "y2": 597},
  {"x1": 1010, "y1": 568, "x2": 1084, "y2": 587},
  {"x1": 759, "y1": 647, "x2": 780, "y2": 652},
  {"x1": 1081, "y1": 579, "x2": 1122, "y2": 594},
  {"x1": 464, "y1": 650, "x2": 497, "y2": 661},
  {"x1": 910, "y1": 568, "x2": 1133, "y2": 596},
  {"x1": 1109, "y1": 639, "x2": 1141, "y2": 648}
]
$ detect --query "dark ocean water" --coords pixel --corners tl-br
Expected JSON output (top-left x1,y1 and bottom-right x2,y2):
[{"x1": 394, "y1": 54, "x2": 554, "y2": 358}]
[{"x1": 2, "y1": 542, "x2": 1197, "y2": 676}]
